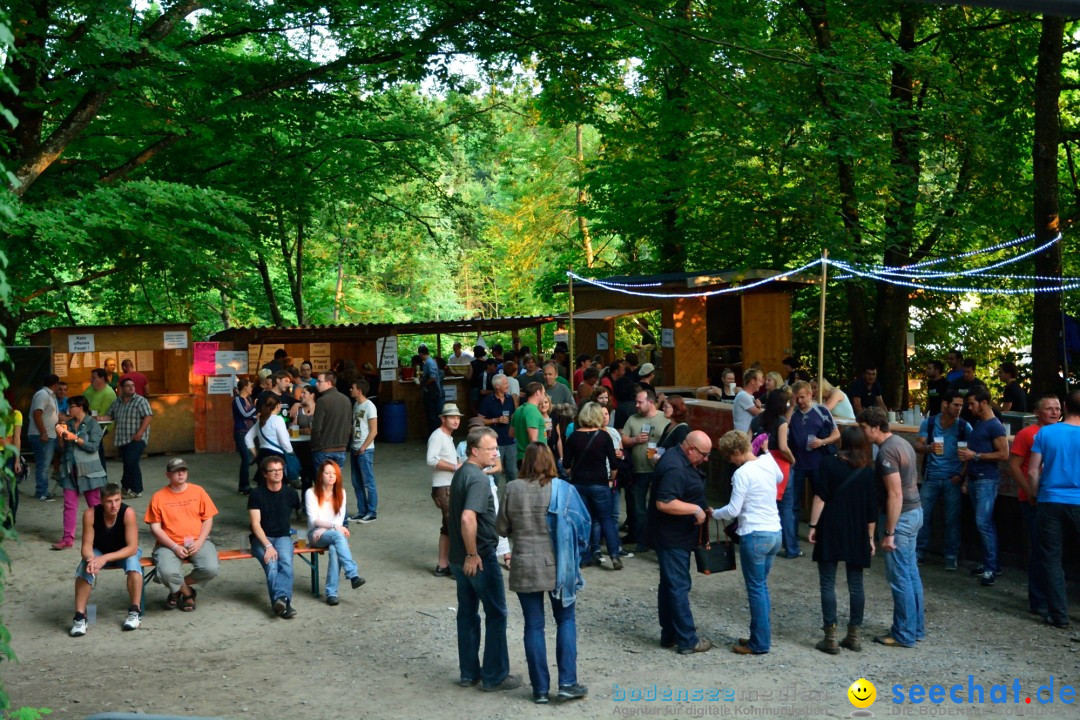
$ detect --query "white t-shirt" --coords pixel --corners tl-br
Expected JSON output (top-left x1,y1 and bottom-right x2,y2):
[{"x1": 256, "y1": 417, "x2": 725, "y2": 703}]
[
  {"x1": 427, "y1": 428, "x2": 458, "y2": 488},
  {"x1": 304, "y1": 487, "x2": 349, "y2": 543},
  {"x1": 506, "y1": 375, "x2": 520, "y2": 398},
  {"x1": 733, "y1": 390, "x2": 757, "y2": 433},
  {"x1": 29, "y1": 387, "x2": 58, "y2": 438},
  {"x1": 351, "y1": 399, "x2": 378, "y2": 451},
  {"x1": 714, "y1": 452, "x2": 782, "y2": 535},
  {"x1": 245, "y1": 414, "x2": 294, "y2": 454}
]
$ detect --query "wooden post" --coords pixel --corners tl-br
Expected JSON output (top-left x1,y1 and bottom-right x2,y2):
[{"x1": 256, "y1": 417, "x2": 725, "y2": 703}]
[
  {"x1": 568, "y1": 269, "x2": 575, "y2": 365},
  {"x1": 817, "y1": 250, "x2": 829, "y2": 404}
]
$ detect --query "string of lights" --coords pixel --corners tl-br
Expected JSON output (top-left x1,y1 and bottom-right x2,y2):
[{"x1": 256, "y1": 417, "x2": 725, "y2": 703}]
[
  {"x1": 829, "y1": 259, "x2": 1080, "y2": 295},
  {"x1": 566, "y1": 260, "x2": 824, "y2": 299},
  {"x1": 872, "y1": 231, "x2": 1040, "y2": 271},
  {"x1": 839, "y1": 234, "x2": 1061, "y2": 279}
]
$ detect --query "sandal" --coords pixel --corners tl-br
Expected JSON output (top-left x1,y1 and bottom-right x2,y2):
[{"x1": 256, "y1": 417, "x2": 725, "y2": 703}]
[
  {"x1": 166, "y1": 591, "x2": 180, "y2": 609},
  {"x1": 178, "y1": 588, "x2": 197, "y2": 612}
]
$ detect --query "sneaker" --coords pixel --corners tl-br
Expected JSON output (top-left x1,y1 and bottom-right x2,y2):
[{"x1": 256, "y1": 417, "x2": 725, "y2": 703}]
[
  {"x1": 282, "y1": 601, "x2": 297, "y2": 619},
  {"x1": 349, "y1": 513, "x2": 366, "y2": 521},
  {"x1": 557, "y1": 683, "x2": 588, "y2": 701},
  {"x1": 969, "y1": 565, "x2": 986, "y2": 576},
  {"x1": 358, "y1": 513, "x2": 377, "y2": 524},
  {"x1": 434, "y1": 565, "x2": 452, "y2": 578},
  {"x1": 678, "y1": 637, "x2": 712, "y2": 655},
  {"x1": 944, "y1": 558, "x2": 958, "y2": 572},
  {"x1": 38, "y1": 494, "x2": 56, "y2": 502},
  {"x1": 979, "y1": 570, "x2": 996, "y2": 586},
  {"x1": 273, "y1": 597, "x2": 288, "y2": 616},
  {"x1": 534, "y1": 693, "x2": 550, "y2": 704},
  {"x1": 610, "y1": 554, "x2": 623, "y2": 571},
  {"x1": 326, "y1": 596, "x2": 339, "y2": 606},
  {"x1": 480, "y1": 673, "x2": 522, "y2": 692},
  {"x1": 618, "y1": 549, "x2": 635, "y2": 558},
  {"x1": 122, "y1": 489, "x2": 141, "y2": 499},
  {"x1": 70, "y1": 617, "x2": 87, "y2": 637},
  {"x1": 122, "y1": 611, "x2": 141, "y2": 631},
  {"x1": 350, "y1": 576, "x2": 366, "y2": 590}
]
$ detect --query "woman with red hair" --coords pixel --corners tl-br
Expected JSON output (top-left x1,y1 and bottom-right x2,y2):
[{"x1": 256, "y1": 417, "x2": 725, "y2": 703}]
[{"x1": 305, "y1": 460, "x2": 365, "y2": 605}]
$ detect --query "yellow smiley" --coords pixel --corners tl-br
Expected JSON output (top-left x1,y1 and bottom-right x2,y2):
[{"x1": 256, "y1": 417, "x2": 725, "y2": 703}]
[{"x1": 848, "y1": 678, "x2": 877, "y2": 709}]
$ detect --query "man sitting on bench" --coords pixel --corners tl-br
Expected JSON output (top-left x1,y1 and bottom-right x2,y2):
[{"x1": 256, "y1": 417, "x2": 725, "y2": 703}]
[
  {"x1": 70, "y1": 483, "x2": 142, "y2": 636},
  {"x1": 249, "y1": 456, "x2": 301, "y2": 618},
  {"x1": 145, "y1": 458, "x2": 220, "y2": 611}
]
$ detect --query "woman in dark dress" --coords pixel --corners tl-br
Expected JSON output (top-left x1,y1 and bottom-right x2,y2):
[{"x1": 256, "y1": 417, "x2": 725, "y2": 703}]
[
  {"x1": 807, "y1": 426, "x2": 877, "y2": 654},
  {"x1": 750, "y1": 389, "x2": 795, "y2": 500},
  {"x1": 657, "y1": 396, "x2": 690, "y2": 451}
]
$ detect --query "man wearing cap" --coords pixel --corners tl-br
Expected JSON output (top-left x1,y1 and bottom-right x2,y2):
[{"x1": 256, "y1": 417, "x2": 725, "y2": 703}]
[
  {"x1": 637, "y1": 363, "x2": 657, "y2": 394},
  {"x1": 144, "y1": 458, "x2": 220, "y2": 611},
  {"x1": 428, "y1": 403, "x2": 463, "y2": 577}
]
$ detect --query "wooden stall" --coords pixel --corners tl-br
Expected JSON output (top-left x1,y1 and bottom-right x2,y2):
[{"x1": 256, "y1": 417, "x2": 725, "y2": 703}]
[
  {"x1": 556, "y1": 269, "x2": 815, "y2": 387},
  {"x1": 207, "y1": 315, "x2": 556, "y2": 447},
  {"x1": 29, "y1": 324, "x2": 195, "y2": 455}
]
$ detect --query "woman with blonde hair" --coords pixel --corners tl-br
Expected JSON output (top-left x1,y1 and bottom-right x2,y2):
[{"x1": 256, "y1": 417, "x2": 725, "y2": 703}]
[
  {"x1": 816, "y1": 379, "x2": 855, "y2": 420},
  {"x1": 305, "y1": 460, "x2": 365, "y2": 605},
  {"x1": 563, "y1": 402, "x2": 621, "y2": 569}
]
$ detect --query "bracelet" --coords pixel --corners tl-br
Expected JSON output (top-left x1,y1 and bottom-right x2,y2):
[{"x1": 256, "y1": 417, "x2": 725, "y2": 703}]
[
  {"x1": 465, "y1": 553, "x2": 478, "y2": 558},
  {"x1": 808, "y1": 524, "x2": 817, "y2": 529},
  {"x1": 265, "y1": 544, "x2": 272, "y2": 549}
]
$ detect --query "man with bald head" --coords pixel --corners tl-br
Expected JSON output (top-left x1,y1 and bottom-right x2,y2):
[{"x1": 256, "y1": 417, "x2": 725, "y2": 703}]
[{"x1": 648, "y1": 430, "x2": 714, "y2": 655}]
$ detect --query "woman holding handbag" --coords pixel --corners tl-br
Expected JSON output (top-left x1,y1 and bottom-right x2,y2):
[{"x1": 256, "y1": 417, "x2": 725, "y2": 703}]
[
  {"x1": 52, "y1": 396, "x2": 107, "y2": 550},
  {"x1": 714, "y1": 430, "x2": 783, "y2": 655},
  {"x1": 244, "y1": 396, "x2": 298, "y2": 486},
  {"x1": 563, "y1": 402, "x2": 621, "y2": 569},
  {"x1": 807, "y1": 426, "x2": 876, "y2": 653}
]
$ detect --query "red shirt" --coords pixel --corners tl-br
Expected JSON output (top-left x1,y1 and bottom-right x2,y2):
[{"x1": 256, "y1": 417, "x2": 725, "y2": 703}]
[
  {"x1": 121, "y1": 371, "x2": 150, "y2": 397},
  {"x1": 573, "y1": 368, "x2": 586, "y2": 388},
  {"x1": 1009, "y1": 424, "x2": 1041, "y2": 502}
]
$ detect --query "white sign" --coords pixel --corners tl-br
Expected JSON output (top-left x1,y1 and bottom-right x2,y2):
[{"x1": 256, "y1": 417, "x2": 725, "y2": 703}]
[
  {"x1": 136, "y1": 350, "x2": 155, "y2": 372},
  {"x1": 310, "y1": 342, "x2": 331, "y2": 357},
  {"x1": 53, "y1": 353, "x2": 69, "y2": 377},
  {"x1": 68, "y1": 334, "x2": 95, "y2": 353},
  {"x1": 443, "y1": 384, "x2": 458, "y2": 402},
  {"x1": 554, "y1": 331, "x2": 568, "y2": 344},
  {"x1": 215, "y1": 351, "x2": 249, "y2": 375},
  {"x1": 163, "y1": 331, "x2": 188, "y2": 349},
  {"x1": 596, "y1": 332, "x2": 609, "y2": 351},
  {"x1": 661, "y1": 328, "x2": 675, "y2": 348},
  {"x1": 310, "y1": 357, "x2": 331, "y2": 372},
  {"x1": 376, "y1": 336, "x2": 398, "y2": 369},
  {"x1": 380, "y1": 369, "x2": 397, "y2": 382},
  {"x1": 207, "y1": 376, "x2": 235, "y2": 395}
]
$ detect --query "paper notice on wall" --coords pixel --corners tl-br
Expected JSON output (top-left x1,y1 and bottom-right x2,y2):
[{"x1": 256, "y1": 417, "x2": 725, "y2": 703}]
[
  {"x1": 193, "y1": 342, "x2": 219, "y2": 375},
  {"x1": 69, "y1": 353, "x2": 82, "y2": 370},
  {"x1": 207, "y1": 376, "x2": 235, "y2": 395},
  {"x1": 309, "y1": 342, "x2": 331, "y2": 358},
  {"x1": 215, "y1": 351, "x2": 248, "y2": 375},
  {"x1": 376, "y1": 336, "x2": 398, "y2": 369},
  {"x1": 53, "y1": 353, "x2": 69, "y2": 377},
  {"x1": 68, "y1": 334, "x2": 95, "y2": 353},
  {"x1": 554, "y1": 331, "x2": 568, "y2": 344},
  {"x1": 83, "y1": 352, "x2": 96, "y2": 368},
  {"x1": 259, "y1": 344, "x2": 284, "y2": 368},
  {"x1": 661, "y1": 328, "x2": 674, "y2": 348},
  {"x1": 247, "y1": 345, "x2": 261, "y2": 374},
  {"x1": 118, "y1": 350, "x2": 136, "y2": 369},
  {"x1": 311, "y1": 357, "x2": 331, "y2": 372},
  {"x1": 163, "y1": 331, "x2": 188, "y2": 349},
  {"x1": 596, "y1": 332, "x2": 609, "y2": 351},
  {"x1": 380, "y1": 369, "x2": 397, "y2": 382},
  {"x1": 444, "y1": 384, "x2": 458, "y2": 402},
  {"x1": 136, "y1": 350, "x2": 155, "y2": 372}
]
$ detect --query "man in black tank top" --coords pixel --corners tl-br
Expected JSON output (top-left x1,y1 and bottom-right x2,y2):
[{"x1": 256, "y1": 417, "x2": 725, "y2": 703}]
[{"x1": 71, "y1": 483, "x2": 143, "y2": 636}]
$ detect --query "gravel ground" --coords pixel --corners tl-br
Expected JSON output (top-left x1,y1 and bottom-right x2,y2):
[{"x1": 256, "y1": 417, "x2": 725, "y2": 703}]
[{"x1": 3, "y1": 444, "x2": 1079, "y2": 719}]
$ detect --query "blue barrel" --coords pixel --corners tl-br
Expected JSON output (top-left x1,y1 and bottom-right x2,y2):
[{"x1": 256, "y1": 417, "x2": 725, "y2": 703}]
[{"x1": 381, "y1": 401, "x2": 407, "y2": 443}]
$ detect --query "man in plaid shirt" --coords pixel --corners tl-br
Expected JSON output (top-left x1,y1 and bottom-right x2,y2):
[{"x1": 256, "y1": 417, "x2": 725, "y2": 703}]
[{"x1": 103, "y1": 378, "x2": 153, "y2": 498}]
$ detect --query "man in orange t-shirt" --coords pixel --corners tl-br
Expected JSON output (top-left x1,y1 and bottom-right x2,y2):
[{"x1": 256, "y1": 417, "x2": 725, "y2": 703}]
[
  {"x1": 144, "y1": 458, "x2": 219, "y2": 611},
  {"x1": 1007, "y1": 394, "x2": 1061, "y2": 620}
]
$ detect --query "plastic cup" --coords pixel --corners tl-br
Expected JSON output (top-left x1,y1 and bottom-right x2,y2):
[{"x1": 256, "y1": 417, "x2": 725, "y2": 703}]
[
  {"x1": 642, "y1": 423, "x2": 652, "y2": 435},
  {"x1": 289, "y1": 424, "x2": 300, "y2": 439},
  {"x1": 647, "y1": 442, "x2": 657, "y2": 460},
  {"x1": 183, "y1": 536, "x2": 194, "y2": 550},
  {"x1": 807, "y1": 436, "x2": 816, "y2": 451},
  {"x1": 933, "y1": 437, "x2": 944, "y2": 455},
  {"x1": 86, "y1": 604, "x2": 97, "y2": 625},
  {"x1": 957, "y1": 441, "x2": 968, "y2": 453}
]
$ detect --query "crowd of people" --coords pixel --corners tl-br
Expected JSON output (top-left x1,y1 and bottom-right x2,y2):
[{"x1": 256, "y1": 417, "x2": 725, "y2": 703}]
[{"x1": 5, "y1": 340, "x2": 1079, "y2": 708}]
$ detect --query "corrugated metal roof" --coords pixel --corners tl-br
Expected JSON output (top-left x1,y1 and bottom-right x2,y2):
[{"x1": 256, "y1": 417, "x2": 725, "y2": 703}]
[{"x1": 209, "y1": 315, "x2": 558, "y2": 342}]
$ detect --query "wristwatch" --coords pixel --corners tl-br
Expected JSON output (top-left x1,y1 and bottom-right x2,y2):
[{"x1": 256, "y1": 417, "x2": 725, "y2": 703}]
[
  {"x1": 974, "y1": 453, "x2": 981, "y2": 463},
  {"x1": 883, "y1": 529, "x2": 895, "y2": 536}
]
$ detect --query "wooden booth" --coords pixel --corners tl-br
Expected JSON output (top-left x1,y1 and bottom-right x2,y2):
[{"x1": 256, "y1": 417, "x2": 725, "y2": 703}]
[
  {"x1": 206, "y1": 315, "x2": 556, "y2": 448},
  {"x1": 556, "y1": 269, "x2": 816, "y2": 387},
  {"x1": 29, "y1": 324, "x2": 195, "y2": 455}
]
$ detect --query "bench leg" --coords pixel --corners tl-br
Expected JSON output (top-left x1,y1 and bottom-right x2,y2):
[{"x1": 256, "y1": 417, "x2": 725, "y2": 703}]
[
  {"x1": 140, "y1": 567, "x2": 157, "y2": 615},
  {"x1": 310, "y1": 553, "x2": 320, "y2": 598}
]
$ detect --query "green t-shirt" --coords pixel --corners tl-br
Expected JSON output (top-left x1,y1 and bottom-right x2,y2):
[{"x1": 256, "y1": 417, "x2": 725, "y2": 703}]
[
  {"x1": 83, "y1": 384, "x2": 118, "y2": 417},
  {"x1": 512, "y1": 402, "x2": 546, "y2": 456},
  {"x1": 622, "y1": 413, "x2": 670, "y2": 473}
]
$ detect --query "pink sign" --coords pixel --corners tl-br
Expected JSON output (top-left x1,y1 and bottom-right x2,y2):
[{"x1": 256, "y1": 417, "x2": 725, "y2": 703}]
[{"x1": 193, "y1": 342, "x2": 219, "y2": 376}]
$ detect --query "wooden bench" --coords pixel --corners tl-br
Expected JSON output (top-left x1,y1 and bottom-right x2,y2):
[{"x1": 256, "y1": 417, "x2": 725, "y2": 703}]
[{"x1": 130, "y1": 540, "x2": 328, "y2": 612}]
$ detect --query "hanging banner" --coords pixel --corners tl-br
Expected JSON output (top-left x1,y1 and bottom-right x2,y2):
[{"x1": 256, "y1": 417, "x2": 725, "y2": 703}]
[{"x1": 193, "y1": 342, "x2": 219, "y2": 376}]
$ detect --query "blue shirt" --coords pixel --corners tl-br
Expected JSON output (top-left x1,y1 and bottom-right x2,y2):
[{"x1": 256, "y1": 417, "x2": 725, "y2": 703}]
[
  {"x1": 478, "y1": 393, "x2": 516, "y2": 446},
  {"x1": 967, "y1": 416, "x2": 1007, "y2": 481},
  {"x1": 917, "y1": 415, "x2": 972, "y2": 481},
  {"x1": 1031, "y1": 422, "x2": 1080, "y2": 504},
  {"x1": 421, "y1": 357, "x2": 441, "y2": 396},
  {"x1": 787, "y1": 404, "x2": 835, "y2": 471}
]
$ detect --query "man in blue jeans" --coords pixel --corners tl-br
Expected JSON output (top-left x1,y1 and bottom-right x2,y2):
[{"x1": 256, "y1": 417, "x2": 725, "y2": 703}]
[
  {"x1": 28, "y1": 374, "x2": 61, "y2": 501},
  {"x1": 103, "y1": 378, "x2": 153, "y2": 499},
  {"x1": 957, "y1": 387, "x2": 1009, "y2": 586},
  {"x1": 448, "y1": 427, "x2": 520, "y2": 692},
  {"x1": 859, "y1": 406, "x2": 924, "y2": 648},
  {"x1": 248, "y1": 457, "x2": 301, "y2": 618},
  {"x1": 914, "y1": 390, "x2": 971, "y2": 570},
  {"x1": 348, "y1": 379, "x2": 379, "y2": 523},
  {"x1": 648, "y1": 430, "x2": 714, "y2": 655},
  {"x1": 311, "y1": 371, "x2": 350, "y2": 479},
  {"x1": 785, "y1": 381, "x2": 840, "y2": 558},
  {"x1": 1027, "y1": 389, "x2": 1080, "y2": 630}
]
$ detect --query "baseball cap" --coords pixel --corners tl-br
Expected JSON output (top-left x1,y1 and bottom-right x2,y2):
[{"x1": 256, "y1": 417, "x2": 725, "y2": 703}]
[{"x1": 166, "y1": 458, "x2": 189, "y2": 472}]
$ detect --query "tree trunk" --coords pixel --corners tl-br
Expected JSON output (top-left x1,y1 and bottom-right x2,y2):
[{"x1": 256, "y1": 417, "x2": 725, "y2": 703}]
[
  {"x1": 877, "y1": 5, "x2": 921, "y2": 410},
  {"x1": 575, "y1": 123, "x2": 594, "y2": 268},
  {"x1": 254, "y1": 252, "x2": 286, "y2": 327},
  {"x1": 1031, "y1": 15, "x2": 1065, "y2": 397},
  {"x1": 334, "y1": 236, "x2": 347, "y2": 322},
  {"x1": 655, "y1": 0, "x2": 692, "y2": 271}
]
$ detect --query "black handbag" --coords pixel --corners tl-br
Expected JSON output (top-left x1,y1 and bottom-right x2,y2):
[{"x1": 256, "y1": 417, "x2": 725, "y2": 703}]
[{"x1": 694, "y1": 520, "x2": 737, "y2": 575}]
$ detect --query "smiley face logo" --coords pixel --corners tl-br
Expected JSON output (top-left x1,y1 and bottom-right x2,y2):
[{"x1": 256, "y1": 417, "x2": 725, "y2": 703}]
[{"x1": 848, "y1": 678, "x2": 876, "y2": 709}]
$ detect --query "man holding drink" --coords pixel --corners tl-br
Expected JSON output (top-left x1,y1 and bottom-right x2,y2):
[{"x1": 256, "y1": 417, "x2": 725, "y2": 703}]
[
  {"x1": 914, "y1": 390, "x2": 971, "y2": 570},
  {"x1": 623, "y1": 388, "x2": 668, "y2": 553}
]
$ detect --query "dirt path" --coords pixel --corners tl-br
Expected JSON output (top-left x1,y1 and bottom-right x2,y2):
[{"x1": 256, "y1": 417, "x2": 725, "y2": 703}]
[{"x1": 3, "y1": 444, "x2": 1078, "y2": 719}]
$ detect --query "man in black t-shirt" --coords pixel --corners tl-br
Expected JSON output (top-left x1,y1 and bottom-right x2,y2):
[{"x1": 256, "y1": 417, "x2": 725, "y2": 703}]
[
  {"x1": 448, "y1": 427, "x2": 520, "y2": 692},
  {"x1": 848, "y1": 367, "x2": 887, "y2": 414},
  {"x1": 924, "y1": 361, "x2": 950, "y2": 417},
  {"x1": 948, "y1": 359, "x2": 988, "y2": 425},
  {"x1": 249, "y1": 456, "x2": 301, "y2": 618},
  {"x1": 256, "y1": 370, "x2": 294, "y2": 414},
  {"x1": 996, "y1": 362, "x2": 1028, "y2": 413}
]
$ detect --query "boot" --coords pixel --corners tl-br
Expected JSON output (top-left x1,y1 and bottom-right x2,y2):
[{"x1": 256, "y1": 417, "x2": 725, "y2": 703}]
[
  {"x1": 815, "y1": 624, "x2": 840, "y2": 654},
  {"x1": 839, "y1": 624, "x2": 862, "y2": 652}
]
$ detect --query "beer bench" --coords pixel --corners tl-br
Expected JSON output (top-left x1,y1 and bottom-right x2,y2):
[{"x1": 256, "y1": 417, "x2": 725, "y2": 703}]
[{"x1": 125, "y1": 540, "x2": 328, "y2": 613}]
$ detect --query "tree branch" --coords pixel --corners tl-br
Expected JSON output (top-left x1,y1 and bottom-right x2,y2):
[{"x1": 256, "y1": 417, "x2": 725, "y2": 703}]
[{"x1": 18, "y1": 266, "x2": 127, "y2": 304}]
